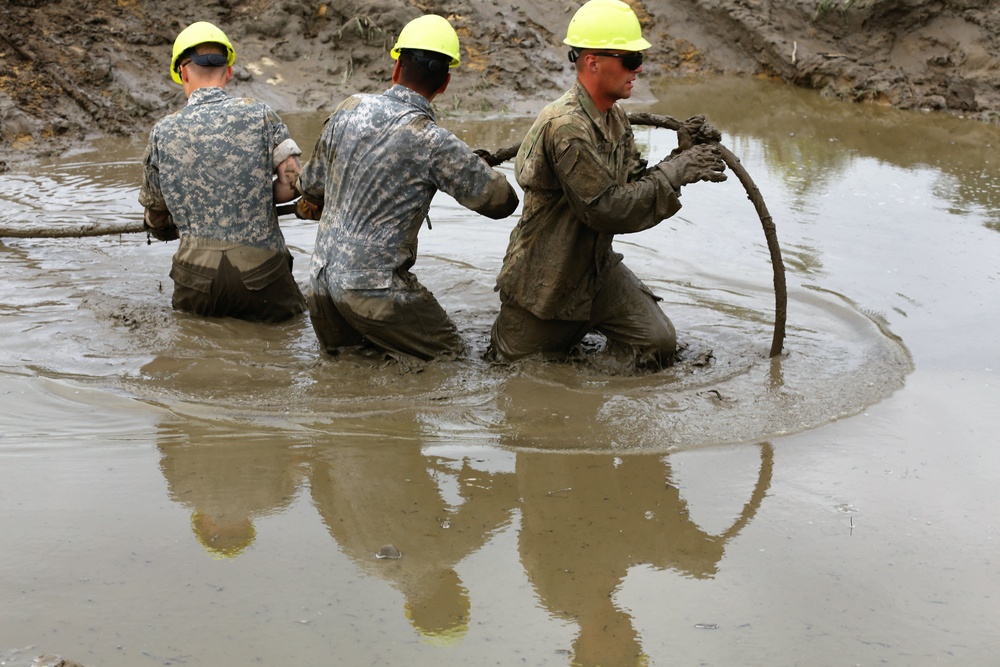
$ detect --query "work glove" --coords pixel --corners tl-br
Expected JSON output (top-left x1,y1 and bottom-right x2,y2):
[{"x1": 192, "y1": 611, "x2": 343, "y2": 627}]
[
  {"x1": 673, "y1": 114, "x2": 723, "y2": 153},
  {"x1": 143, "y1": 208, "x2": 178, "y2": 242},
  {"x1": 295, "y1": 193, "x2": 323, "y2": 221},
  {"x1": 657, "y1": 143, "x2": 728, "y2": 189}
]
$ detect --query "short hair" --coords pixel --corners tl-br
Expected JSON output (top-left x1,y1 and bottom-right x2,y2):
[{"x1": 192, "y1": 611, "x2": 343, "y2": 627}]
[{"x1": 397, "y1": 49, "x2": 450, "y2": 93}]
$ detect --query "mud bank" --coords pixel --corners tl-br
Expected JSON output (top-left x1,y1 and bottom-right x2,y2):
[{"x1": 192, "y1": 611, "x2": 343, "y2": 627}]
[{"x1": 1, "y1": 0, "x2": 999, "y2": 168}]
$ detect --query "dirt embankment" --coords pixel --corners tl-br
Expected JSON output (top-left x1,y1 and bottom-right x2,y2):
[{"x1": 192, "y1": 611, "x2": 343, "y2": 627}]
[{"x1": 1, "y1": 0, "x2": 998, "y2": 169}]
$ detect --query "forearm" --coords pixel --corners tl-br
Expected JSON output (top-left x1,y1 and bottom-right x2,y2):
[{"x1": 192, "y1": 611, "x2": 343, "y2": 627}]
[
  {"x1": 273, "y1": 155, "x2": 302, "y2": 204},
  {"x1": 568, "y1": 173, "x2": 681, "y2": 234}
]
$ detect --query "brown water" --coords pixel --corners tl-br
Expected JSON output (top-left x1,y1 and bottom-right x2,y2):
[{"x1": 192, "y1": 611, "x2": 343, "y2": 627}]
[{"x1": 1, "y1": 77, "x2": 998, "y2": 666}]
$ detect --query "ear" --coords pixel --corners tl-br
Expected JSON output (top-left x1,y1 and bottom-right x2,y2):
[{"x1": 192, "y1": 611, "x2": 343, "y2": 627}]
[
  {"x1": 437, "y1": 73, "x2": 451, "y2": 96},
  {"x1": 391, "y1": 59, "x2": 403, "y2": 84},
  {"x1": 223, "y1": 65, "x2": 234, "y2": 84}
]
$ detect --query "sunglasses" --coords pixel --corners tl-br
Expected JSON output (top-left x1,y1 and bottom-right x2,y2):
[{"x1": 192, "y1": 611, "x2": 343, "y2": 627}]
[{"x1": 596, "y1": 51, "x2": 644, "y2": 71}]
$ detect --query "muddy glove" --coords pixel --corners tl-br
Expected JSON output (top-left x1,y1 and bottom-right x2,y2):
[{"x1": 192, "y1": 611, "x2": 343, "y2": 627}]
[
  {"x1": 673, "y1": 114, "x2": 723, "y2": 152},
  {"x1": 295, "y1": 193, "x2": 323, "y2": 221},
  {"x1": 143, "y1": 208, "x2": 178, "y2": 242},
  {"x1": 657, "y1": 143, "x2": 728, "y2": 189}
]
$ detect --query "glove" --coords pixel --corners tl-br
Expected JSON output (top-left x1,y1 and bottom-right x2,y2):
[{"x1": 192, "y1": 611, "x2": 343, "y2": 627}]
[
  {"x1": 673, "y1": 115, "x2": 723, "y2": 153},
  {"x1": 657, "y1": 143, "x2": 727, "y2": 189},
  {"x1": 143, "y1": 208, "x2": 179, "y2": 242},
  {"x1": 295, "y1": 193, "x2": 323, "y2": 220}
]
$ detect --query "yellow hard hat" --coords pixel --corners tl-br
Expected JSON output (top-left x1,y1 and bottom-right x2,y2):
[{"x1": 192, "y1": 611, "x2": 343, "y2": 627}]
[
  {"x1": 391, "y1": 15, "x2": 461, "y2": 68},
  {"x1": 170, "y1": 21, "x2": 236, "y2": 85},
  {"x1": 564, "y1": 0, "x2": 652, "y2": 52}
]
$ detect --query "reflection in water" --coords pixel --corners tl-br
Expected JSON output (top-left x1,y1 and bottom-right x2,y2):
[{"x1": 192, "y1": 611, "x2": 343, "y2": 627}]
[
  {"x1": 515, "y1": 447, "x2": 772, "y2": 666},
  {"x1": 309, "y1": 438, "x2": 517, "y2": 644},
  {"x1": 153, "y1": 407, "x2": 772, "y2": 661},
  {"x1": 156, "y1": 420, "x2": 306, "y2": 558},
  {"x1": 500, "y1": 376, "x2": 773, "y2": 664}
]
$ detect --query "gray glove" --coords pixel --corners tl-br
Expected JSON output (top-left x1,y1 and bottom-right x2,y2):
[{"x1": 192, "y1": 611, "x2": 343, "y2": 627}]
[{"x1": 657, "y1": 143, "x2": 728, "y2": 189}]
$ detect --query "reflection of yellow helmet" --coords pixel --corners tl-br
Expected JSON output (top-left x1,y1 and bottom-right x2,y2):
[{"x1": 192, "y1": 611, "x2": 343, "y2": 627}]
[
  {"x1": 391, "y1": 15, "x2": 461, "y2": 68},
  {"x1": 564, "y1": 0, "x2": 652, "y2": 51},
  {"x1": 403, "y1": 569, "x2": 470, "y2": 646},
  {"x1": 191, "y1": 511, "x2": 256, "y2": 559},
  {"x1": 170, "y1": 21, "x2": 236, "y2": 85}
]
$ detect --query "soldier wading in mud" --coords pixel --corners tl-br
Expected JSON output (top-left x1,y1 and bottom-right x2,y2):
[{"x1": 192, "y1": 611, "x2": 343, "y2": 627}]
[
  {"x1": 295, "y1": 15, "x2": 518, "y2": 361},
  {"x1": 489, "y1": 0, "x2": 728, "y2": 370},
  {"x1": 139, "y1": 21, "x2": 306, "y2": 322}
]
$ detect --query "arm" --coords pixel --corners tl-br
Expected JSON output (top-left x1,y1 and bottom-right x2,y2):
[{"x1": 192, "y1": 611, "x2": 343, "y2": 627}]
[
  {"x1": 273, "y1": 154, "x2": 302, "y2": 204},
  {"x1": 553, "y1": 133, "x2": 682, "y2": 234},
  {"x1": 137, "y1": 131, "x2": 178, "y2": 241},
  {"x1": 432, "y1": 131, "x2": 519, "y2": 220},
  {"x1": 554, "y1": 135, "x2": 726, "y2": 234}
]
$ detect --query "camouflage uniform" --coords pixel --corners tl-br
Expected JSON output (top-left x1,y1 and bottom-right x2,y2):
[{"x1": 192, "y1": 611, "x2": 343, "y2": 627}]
[
  {"x1": 297, "y1": 84, "x2": 518, "y2": 361},
  {"x1": 139, "y1": 87, "x2": 306, "y2": 322},
  {"x1": 491, "y1": 81, "x2": 682, "y2": 367}
]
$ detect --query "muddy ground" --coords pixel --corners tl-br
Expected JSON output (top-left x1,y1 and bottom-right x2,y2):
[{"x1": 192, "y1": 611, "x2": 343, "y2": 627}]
[{"x1": 1, "y1": 0, "x2": 999, "y2": 169}]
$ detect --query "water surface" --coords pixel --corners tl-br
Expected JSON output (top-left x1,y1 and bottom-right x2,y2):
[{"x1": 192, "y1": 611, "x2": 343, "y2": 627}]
[{"x1": 1, "y1": 77, "x2": 998, "y2": 666}]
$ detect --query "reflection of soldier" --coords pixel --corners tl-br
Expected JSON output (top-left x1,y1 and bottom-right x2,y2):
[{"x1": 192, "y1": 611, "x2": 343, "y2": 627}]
[
  {"x1": 309, "y1": 442, "x2": 517, "y2": 643},
  {"x1": 502, "y1": 373, "x2": 772, "y2": 665},
  {"x1": 156, "y1": 421, "x2": 304, "y2": 558}
]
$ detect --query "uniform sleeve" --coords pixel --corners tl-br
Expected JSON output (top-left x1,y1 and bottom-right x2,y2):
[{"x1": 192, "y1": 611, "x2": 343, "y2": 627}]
[
  {"x1": 138, "y1": 129, "x2": 167, "y2": 211},
  {"x1": 296, "y1": 119, "x2": 332, "y2": 203},
  {"x1": 266, "y1": 107, "x2": 301, "y2": 170},
  {"x1": 295, "y1": 96, "x2": 361, "y2": 203},
  {"x1": 430, "y1": 130, "x2": 518, "y2": 220},
  {"x1": 550, "y1": 122, "x2": 681, "y2": 234}
]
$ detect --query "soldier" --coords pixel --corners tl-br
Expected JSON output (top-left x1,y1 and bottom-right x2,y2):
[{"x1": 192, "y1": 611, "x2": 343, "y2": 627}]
[
  {"x1": 296, "y1": 15, "x2": 518, "y2": 361},
  {"x1": 489, "y1": 0, "x2": 728, "y2": 369},
  {"x1": 139, "y1": 21, "x2": 306, "y2": 322}
]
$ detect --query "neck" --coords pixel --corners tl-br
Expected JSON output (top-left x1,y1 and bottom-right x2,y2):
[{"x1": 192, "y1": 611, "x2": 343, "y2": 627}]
[{"x1": 578, "y1": 76, "x2": 615, "y2": 113}]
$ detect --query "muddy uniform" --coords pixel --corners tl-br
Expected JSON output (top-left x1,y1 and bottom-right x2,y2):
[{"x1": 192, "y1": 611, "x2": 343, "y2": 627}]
[
  {"x1": 297, "y1": 84, "x2": 517, "y2": 360},
  {"x1": 491, "y1": 81, "x2": 682, "y2": 367},
  {"x1": 139, "y1": 87, "x2": 306, "y2": 322}
]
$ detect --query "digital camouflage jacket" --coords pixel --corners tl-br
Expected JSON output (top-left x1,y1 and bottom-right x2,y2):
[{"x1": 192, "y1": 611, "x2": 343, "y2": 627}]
[
  {"x1": 139, "y1": 87, "x2": 300, "y2": 273},
  {"x1": 297, "y1": 84, "x2": 517, "y2": 292}
]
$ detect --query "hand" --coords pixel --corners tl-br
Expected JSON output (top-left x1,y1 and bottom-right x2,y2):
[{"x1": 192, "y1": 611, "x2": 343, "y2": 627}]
[
  {"x1": 674, "y1": 114, "x2": 722, "y2": 151},
  {"x1": 658, "y1": 143, "x2": 727, "y2": 188},
  {"x1": 295, "y1": 194, "x2": 323, "y2": 220},
  {"x1": 143, "y1": 208, "x2": 179, "y2": 242}
]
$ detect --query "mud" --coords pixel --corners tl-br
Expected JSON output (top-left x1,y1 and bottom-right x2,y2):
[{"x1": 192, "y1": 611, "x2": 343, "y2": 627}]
[
  {"x1": 3, "y1": 70, "x2": 1000, "y2": 667},
  {"x1": 2, "y1": 0, "x2": 999, "y2": 168}
]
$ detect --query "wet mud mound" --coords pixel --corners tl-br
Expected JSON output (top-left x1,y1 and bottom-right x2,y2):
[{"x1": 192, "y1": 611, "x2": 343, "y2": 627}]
[{"x1": 2, "y1": 0, "x2": 999, "y2": 167}]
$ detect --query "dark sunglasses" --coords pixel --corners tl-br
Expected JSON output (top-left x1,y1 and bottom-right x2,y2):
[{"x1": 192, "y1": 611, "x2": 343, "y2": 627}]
[{"x1": 596, "y1": 51, "x2": 644, "y2": 71}]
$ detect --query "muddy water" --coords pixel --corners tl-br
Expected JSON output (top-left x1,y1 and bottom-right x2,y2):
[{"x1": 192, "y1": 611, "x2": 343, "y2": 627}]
[{"x1": 1, "y1": 77, "x2": 998, "y2": 666}]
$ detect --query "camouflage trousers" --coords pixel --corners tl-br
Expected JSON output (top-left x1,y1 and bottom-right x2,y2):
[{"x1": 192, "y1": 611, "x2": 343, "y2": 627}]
[
  {"x1": 489, "y1": 262, "x2": 677, "y2": 368},
  {"x1": 170, "y1": 251, "x2": 305, "y2": 323},
  {"x1": 307, "y1": 268, "x2": 464, "y2": 361}
]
